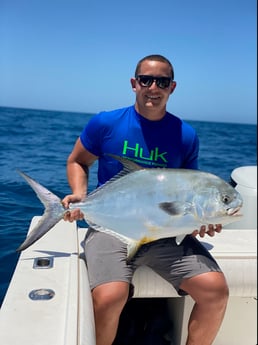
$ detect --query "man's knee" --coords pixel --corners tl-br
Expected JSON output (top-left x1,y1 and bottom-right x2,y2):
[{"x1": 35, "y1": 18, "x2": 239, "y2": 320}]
[{"x1": 92, "y1": 282, "x2": 130, "y2": 313}]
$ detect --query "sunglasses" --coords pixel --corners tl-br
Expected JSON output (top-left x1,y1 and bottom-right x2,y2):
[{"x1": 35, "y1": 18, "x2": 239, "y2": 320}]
[{"x1": 136, "y1": 75, "x2": 173, "y2": 89}]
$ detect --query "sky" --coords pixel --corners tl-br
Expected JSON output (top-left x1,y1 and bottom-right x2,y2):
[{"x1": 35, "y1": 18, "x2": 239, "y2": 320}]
[{"x1": 0, "y1": 0, "x2": 257, "y2": 124}]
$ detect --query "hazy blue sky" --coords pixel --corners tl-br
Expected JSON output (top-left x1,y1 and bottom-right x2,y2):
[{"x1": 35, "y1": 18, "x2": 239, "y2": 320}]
[{"x1": 0, "y1": 0, "x2": 257, "y2": 124}]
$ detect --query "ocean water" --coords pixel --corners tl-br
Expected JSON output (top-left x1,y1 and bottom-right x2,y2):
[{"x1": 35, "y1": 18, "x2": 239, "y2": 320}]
[{"x1": 0, "y1": 106, "x2": 256, "y2": 306}]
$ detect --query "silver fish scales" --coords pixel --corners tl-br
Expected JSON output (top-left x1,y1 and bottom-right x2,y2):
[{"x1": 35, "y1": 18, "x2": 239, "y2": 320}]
[{"x1": 17, "y1": 155, "x2": 243, "y2": 258}]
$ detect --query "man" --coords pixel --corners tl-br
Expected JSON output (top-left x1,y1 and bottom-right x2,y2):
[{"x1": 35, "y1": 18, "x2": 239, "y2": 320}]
[{"x1": 62, "y1": 54, "x2": 229, "y2": 345}]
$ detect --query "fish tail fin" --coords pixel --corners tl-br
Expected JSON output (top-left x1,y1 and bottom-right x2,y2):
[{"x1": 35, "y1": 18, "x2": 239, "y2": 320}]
[{"x1": 16, "y1": 170, "x2": 66, "y2": 252}]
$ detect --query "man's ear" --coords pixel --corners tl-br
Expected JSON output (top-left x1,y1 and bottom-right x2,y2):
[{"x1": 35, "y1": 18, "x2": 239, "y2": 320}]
[
  {"x1": 130, "y1": 78, "x2": 137, "y2": 91},
  {"x1": 170, "y1": 81, "x2": 177, "y2": 94}
]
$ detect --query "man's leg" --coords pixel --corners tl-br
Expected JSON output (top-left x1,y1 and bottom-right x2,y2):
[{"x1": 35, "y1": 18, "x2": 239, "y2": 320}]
[
  {"x1": 180, "y1": 271, "x2": 229, "y2": 345},
  {"x1": 132, "y1": 237, "x2": 229, "y2": 345},
  {"x1": 84, "y1": 230, "x2": 133, "y2": 345},
  {"x1": 92, "y1": 281, "x2": 130, "y2": 345}
]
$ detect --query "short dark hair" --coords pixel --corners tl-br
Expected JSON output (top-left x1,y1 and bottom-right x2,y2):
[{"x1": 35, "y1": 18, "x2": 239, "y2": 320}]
[{"x1": 134, "y1": 54, "x2": 174, "y2": 80}]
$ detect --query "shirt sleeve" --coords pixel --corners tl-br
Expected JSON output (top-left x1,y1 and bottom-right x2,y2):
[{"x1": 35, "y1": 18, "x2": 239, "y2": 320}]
[
  {"x1": 183, "y1": 133, "x2": 199, "y2": 169},
  {"x1": 181, "y1": 122, "x2": 199, "y2": 169},
  {"x1": 80, "y1": 113, "x2": 103, "y2": 156}
]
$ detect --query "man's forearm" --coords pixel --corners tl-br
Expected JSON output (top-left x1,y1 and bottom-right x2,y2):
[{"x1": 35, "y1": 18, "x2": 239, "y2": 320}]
[{"x1": 67, "y1": 161, "x2": 89, "y2": 199}]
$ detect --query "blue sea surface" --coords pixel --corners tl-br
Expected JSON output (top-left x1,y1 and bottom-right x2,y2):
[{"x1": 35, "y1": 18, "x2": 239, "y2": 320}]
[{"x1": 0, "y1": 106, "x2": 257, "y2": 306}]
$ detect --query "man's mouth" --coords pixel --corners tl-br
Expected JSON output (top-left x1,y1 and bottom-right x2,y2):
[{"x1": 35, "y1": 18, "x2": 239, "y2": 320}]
[{"x1": 146, "y1": 95, "x2": 160, "y2": 100}]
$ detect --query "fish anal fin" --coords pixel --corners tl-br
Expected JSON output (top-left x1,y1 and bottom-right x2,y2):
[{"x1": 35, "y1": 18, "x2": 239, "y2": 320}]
[
  {"x1": 127, "y1": 241, "x2": 141, "y2": 261},
  {"x1": 88, "y1": 223, "x2": 141, "y2": 261},
  {"x1": 175, "y1": 234, "x2": 186, "y2": 245},
  {"x1": 127, "y1": 236, "x2": 156, "y2": 261}
]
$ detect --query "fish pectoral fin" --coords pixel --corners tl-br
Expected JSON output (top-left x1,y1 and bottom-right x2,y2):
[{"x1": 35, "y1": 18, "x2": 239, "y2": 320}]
[{"x1": 159, "y1": 201, "x2": 185, "y2": 216}]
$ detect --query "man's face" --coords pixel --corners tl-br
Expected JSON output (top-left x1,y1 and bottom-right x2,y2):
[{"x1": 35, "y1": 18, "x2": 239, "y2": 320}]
[{"x1": 131, "y1": 60, "x2": 176, "y2": 115}]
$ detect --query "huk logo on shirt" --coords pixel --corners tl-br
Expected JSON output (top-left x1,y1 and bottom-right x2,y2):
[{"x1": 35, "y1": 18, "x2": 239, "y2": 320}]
[{"x1": 122, "y1": 140, "x2": 168, "y2": 164}]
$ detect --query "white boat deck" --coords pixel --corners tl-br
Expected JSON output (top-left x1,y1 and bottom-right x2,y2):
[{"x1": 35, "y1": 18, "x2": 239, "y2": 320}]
[
  {"x1": 0, "y1": 217, "x2": 256, "y2": 345},
  {"x1": 132, "y1": 228, "x2": 257, "y2": 297}
]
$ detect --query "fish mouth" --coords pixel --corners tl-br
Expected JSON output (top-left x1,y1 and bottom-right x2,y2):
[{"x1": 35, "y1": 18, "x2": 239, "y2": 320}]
[{"x1": 227, "y1": 206, "x2": 242, "y2": 216}]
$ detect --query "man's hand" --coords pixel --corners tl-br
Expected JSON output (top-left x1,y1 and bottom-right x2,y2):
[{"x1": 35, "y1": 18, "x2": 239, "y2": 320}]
[
  {"x1": 192, "y1": 224, "x2": 222, "y2": 238},
  {"x1": 62, "y1": 194, "x2": 84, "y2": 222}
]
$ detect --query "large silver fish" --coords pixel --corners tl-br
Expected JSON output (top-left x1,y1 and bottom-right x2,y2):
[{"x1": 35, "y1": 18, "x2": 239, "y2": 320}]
[{"x1": 17, "y1": 155, "x2": 243, "y2": 258}]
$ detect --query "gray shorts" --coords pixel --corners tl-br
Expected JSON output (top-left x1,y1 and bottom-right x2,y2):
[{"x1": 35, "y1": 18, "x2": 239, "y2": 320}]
[{"x1": 84, "y1": 228, "x2": 222, "y2": 296}]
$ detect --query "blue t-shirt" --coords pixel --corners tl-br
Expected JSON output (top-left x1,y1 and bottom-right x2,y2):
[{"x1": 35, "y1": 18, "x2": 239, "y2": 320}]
[{"x1": 80, "y1": 105, "x2": 199, "y2": 185}]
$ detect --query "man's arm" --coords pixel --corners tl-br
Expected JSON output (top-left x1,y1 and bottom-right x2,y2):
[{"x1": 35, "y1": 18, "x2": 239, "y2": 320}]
[{"x1": 62, "y1": 137, "x2": 98, "y2": 221}]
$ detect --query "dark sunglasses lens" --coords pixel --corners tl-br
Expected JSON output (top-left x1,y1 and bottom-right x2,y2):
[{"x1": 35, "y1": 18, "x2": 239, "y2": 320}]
[
  {"x1": 157, "y1": 78, "x2": 171, "y2": 89},
  {"x1": 138, "y1": 76, "x2": 153, "y2": 87},
  {"x1": 137, "y1": 75, "x2": 171, "y2": 89}
]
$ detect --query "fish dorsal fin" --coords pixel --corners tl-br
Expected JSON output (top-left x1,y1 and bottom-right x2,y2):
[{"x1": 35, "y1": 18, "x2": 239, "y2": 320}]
[
  {"x1": 88, "y1": 154, "x2": 143, "y2": 197},
  {"x1": 107, "y1": 154, "x2": 143, "y2": 175}
]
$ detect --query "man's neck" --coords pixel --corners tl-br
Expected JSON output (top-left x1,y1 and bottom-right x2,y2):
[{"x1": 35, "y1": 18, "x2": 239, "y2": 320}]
[{"x1": 134, "y1": 104, "x2": 167, "y2": 121}]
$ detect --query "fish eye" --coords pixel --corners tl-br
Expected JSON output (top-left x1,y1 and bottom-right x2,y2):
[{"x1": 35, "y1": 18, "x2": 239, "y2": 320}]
[{"x1": 222, "y1": 194, "x2": 231, "y2": 204}]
